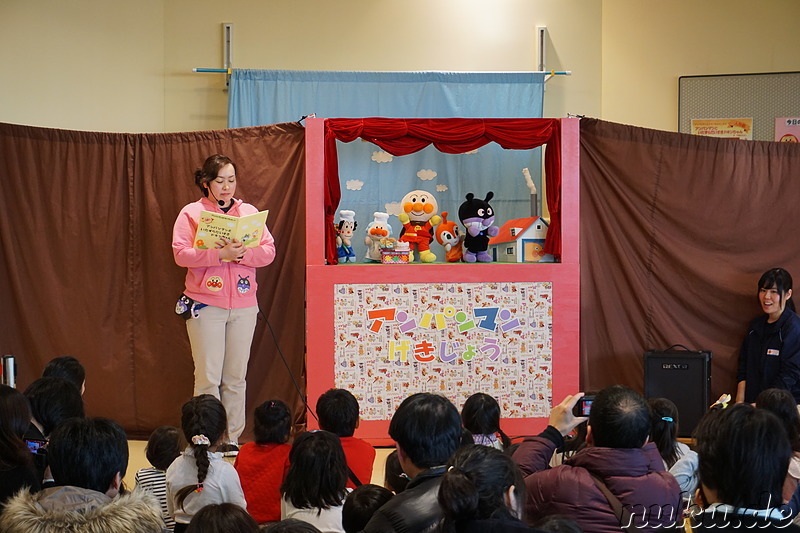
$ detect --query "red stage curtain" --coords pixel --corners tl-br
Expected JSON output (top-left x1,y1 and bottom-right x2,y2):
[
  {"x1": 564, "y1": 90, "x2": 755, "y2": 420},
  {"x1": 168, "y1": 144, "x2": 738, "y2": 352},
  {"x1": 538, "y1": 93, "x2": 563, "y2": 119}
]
[{"x1": 323, "y1": 118, "x2": 562, "y2": 264}]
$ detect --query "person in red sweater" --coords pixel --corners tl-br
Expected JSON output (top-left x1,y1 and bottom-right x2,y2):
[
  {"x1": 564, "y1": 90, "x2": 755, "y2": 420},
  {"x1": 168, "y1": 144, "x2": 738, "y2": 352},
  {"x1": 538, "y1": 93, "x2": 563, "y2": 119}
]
[
  {"x1": 316, "y1": 389, "x2": 376, "y2": 488},
  {"x1": 234, "y1": 399, "x2": 292, "y2": 524}
]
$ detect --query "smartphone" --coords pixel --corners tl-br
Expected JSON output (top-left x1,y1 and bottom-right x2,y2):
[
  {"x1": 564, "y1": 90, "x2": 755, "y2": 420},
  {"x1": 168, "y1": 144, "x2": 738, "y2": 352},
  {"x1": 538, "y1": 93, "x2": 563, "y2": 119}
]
[
  {"x1": 572, "y1": 395, "x2": 595, "y2": 417},
  {"x1": 25, "y1": 439, "x2": 46, "y2": 453}
]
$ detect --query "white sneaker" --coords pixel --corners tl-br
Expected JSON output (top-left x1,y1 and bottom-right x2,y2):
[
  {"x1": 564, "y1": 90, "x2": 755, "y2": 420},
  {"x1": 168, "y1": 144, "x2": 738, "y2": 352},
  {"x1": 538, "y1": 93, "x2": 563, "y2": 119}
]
[{"x1": 218, "y1": 442, "x2": 239, "y2": 457}]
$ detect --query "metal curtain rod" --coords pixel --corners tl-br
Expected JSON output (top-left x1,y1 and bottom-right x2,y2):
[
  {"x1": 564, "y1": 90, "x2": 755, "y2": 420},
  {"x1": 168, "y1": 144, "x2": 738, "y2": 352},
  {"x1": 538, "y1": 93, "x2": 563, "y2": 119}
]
[{"x1": 191, "y1": 68, "x2": 571, "y2": 76}]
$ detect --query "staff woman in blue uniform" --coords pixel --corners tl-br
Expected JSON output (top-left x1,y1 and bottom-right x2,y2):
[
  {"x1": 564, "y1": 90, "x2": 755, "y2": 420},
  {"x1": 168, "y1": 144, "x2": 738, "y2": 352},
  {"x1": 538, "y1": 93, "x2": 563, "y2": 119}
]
[{"x1": 736, "y1": 268, "x2": 800, "y2": 404}]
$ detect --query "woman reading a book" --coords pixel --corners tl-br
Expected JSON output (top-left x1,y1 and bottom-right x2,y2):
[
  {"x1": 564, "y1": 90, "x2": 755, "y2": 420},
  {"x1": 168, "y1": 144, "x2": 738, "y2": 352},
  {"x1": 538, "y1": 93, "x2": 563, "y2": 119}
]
[{"x1": 172, "y1": 154, "x2": 276, "y2": 453}]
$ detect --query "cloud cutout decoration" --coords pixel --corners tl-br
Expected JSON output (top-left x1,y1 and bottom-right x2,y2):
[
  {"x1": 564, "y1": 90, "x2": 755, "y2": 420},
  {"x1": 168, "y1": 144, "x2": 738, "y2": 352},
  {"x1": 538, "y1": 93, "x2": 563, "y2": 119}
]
[
  {"x1": 345, "y1": 179, "x2": 364, "y2": 191},
  {"x1": 372, "y1": 151, "x2": 393, "y2": 163},
  {"x1": 384, "y1": 202, "x2": 403, "y2": 216},
  {"x1": 436, "y1": 184, "x2": 448, "y2": 192},
  {"x1": 417, "y1": 169, "x2": 437, "y2": 181}
]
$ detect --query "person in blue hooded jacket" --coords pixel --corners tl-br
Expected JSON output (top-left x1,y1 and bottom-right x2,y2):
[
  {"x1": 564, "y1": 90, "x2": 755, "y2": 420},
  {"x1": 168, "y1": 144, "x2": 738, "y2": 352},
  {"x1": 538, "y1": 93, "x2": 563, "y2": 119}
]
[{"x1": 736, "y1": 268, "x2": 800, "y2": 404}]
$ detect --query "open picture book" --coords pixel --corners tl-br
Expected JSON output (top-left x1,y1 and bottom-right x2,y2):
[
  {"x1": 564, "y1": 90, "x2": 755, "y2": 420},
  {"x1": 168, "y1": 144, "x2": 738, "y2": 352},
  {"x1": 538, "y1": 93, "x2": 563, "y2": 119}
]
[{"x1": 193, "y1": 210, "x2": 269, "y2": 250}]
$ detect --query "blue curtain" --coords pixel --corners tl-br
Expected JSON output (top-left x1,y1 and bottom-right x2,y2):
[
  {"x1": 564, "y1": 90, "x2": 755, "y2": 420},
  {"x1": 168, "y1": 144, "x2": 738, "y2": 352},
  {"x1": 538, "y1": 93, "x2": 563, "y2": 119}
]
[{"x1": 229, "y1": 69, "x2": 546, "y2": 262}]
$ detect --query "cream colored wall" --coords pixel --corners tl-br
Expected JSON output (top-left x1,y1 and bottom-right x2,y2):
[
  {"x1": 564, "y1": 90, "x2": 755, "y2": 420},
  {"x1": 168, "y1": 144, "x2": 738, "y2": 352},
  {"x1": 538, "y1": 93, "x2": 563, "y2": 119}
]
[
  {"x1": 1, "y1": 0, "x2": 600, "y2": 133},
  {"x1": 602, "y1": 0, "x2": 800, "y2": 130},
  {"x1": 163, "y1": 0, "x2": 602, "y2": 131},
  {"x1": 1, "y1": 0, "x2": 165, "y2": 132},
  {"x1": 2, "y1": 1, "x2": 797, "y2": 134}
]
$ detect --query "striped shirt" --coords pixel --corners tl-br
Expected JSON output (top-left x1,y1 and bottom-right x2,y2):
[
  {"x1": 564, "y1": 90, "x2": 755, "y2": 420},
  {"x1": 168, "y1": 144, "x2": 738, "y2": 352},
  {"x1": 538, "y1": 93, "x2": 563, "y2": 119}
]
[{"x1": 135, "y1": 467, "x2": 174, "y2": 531}]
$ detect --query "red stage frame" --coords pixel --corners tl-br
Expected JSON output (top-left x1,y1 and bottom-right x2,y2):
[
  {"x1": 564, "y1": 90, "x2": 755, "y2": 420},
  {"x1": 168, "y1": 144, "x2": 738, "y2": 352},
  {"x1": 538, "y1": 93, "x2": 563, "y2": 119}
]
[{"x1": 305, "y1": 117, "x2": 580, "y2": 445}]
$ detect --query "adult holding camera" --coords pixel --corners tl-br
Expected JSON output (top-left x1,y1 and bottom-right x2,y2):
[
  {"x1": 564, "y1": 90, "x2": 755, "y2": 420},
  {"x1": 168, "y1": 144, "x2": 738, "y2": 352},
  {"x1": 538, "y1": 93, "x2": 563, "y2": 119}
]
[
  {"x1": 0, "y1": 385, "x2": 40, "y2": 509},
  {"x1": 22, "y1": 376, "x2": 85, "y2": 486},
  {"x1": 172, "y1": 154, "x2": 276, "y2": 452},
  {"x1": 3, "y1": 417, "x2": 164, "y2": 533},
  {"x1": 512, "y1": 386, "x2": 681, "y2": 532}
]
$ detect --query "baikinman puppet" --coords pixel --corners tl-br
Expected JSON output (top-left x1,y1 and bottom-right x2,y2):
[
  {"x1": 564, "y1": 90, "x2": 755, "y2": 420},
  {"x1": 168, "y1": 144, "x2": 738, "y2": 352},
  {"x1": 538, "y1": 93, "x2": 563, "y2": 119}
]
[{"x1": 458, "y1": 192, "x2": 498, "y2": 263}]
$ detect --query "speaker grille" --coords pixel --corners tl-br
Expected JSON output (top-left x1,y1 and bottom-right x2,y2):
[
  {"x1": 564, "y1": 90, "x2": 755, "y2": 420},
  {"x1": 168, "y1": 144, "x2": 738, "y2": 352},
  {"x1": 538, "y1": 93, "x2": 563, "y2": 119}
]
[{"x1": 644, "y1": 351, "x2": 712, "y2": 438}]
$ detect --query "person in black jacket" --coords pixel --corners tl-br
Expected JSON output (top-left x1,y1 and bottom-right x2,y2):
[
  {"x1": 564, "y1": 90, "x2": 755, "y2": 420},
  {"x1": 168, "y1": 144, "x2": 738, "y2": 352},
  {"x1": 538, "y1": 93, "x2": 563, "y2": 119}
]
[
  {"x1": 689, "y1": 403, "x2": 800, "y2": 532},
  {"x1": 439, "y1": 444, "x2": 540, "y2": 533},
  {"x1": 362, "y1": 393, "x2": 462, "y2": 533},
  {"x1": 737, "y1": 268, "x2": 800, "y2": 404}
]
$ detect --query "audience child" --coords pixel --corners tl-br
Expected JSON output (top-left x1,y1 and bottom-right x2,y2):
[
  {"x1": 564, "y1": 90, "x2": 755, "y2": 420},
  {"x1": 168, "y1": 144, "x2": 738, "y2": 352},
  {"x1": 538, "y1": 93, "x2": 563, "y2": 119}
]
[
  {"x1": 167, "y1": 394, "x2": 247, "y2": 533},
  {"x1": 185, "y1": 502, "x2": 260, "y2": 533},
  {"x1": 648, "y1": 398, "x2": 688, "y2": 468},
  {"x1": 264, "y1": 519, "x2": 323, "y2": 533},
  {"x1": 690, "y1": 402, "x2": 800, "y2": 531},
  {"x1": 513, "y1": 387, "x2": 681, "y2": 532},
  {"x1": 0, "y1": 385, "x2": 40, "y2": 508},
  {"x1": 2, "y1": 417, "x2": 164, "y2": 533},
  {"x1": 42, "y1": 355, "x2": 86, "y2": 395},
  {"x1": 383, "y1": 450, "x2": 409, "y2": 494},
  {"x1": 22, "y1": 376, "x2": 85, "y2": 484},
  {"x1": 136, "y1": 425, "x2": 183, "y2": 531},
  {"x1": 316, "y1": 388, "x2": 376, "y2": 488},
  {"x1": 756, "y1": 388, "x2": 800, "y2": 502},
  {"x1": 235, "y1": 399, "x2": 293, "y2": 524},
  {"x1": 461, "y1": 393, "x2": 511, "y2": 450},
  {"x1": 439, "y1": 444, "x2": 534, "y2": 533},
  {"x1": 363, "y1": 392, "x2": 462, "y2": 533},
  {"x1": 342, "y1": 484, "x2": 394, "y2": 533},
  {"x1": 648, "y1": 397, "x2": 698, "y2": 499},
  {"x1": 280, "y1": 430, "x2": 350, "y2": 533},
  {"x1": 23, "y1": 376, "x2": 85, "y2": 440}
]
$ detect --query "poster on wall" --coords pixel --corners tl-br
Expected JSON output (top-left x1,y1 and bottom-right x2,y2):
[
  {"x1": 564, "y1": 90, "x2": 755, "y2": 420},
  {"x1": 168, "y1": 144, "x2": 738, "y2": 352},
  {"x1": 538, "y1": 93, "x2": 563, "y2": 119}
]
[
  {"x1": 691, "y1": 118, "x2": 753, "y2": 140},
  {"x1": 333, "y1": 282, "x2": 553, "y2": 420},
  {"x1": 775, "y1": 118, "x2": 800, "y2": 143}
]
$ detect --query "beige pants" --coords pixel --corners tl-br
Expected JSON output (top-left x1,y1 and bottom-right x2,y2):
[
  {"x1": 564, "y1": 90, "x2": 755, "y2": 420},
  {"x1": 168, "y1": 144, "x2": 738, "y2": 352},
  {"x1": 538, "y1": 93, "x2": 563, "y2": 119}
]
[{"x1": 186, "y1": 305, "x2": 258, "y2": 443}]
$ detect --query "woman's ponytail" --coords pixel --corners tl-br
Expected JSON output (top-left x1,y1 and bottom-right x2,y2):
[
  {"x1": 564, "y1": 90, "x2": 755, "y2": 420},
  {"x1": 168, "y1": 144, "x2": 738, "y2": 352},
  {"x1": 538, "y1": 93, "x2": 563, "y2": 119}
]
[{"x1": 439, "y1": 466, "x2": 480, "y2": 531}]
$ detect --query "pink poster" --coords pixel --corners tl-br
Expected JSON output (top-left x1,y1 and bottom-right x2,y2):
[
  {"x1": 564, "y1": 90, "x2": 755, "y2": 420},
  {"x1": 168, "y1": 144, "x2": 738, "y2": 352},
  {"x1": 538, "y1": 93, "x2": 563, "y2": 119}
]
[{"x1": 775, "y1": 118, "x2": 800, "y2": 143}]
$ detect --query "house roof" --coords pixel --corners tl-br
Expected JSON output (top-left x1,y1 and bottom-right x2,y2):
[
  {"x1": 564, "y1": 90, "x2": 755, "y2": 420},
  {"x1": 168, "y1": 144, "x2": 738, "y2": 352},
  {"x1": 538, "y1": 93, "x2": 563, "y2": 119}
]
[{"x1": 488, "y1": 216, "x2": 549, "y2": 245}]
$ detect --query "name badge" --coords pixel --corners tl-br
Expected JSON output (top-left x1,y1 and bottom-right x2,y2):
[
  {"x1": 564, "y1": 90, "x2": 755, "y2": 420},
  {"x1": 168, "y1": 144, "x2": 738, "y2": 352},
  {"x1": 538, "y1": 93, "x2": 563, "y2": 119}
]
[{"x1": 767, "y1": 349, "x2": 780, "y2": 356}]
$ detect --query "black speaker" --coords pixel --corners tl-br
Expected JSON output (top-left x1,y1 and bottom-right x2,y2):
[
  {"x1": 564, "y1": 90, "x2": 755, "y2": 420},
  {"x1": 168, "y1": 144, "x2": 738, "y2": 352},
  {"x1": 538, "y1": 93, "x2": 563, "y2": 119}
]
[{"x1": 644, "y1": 348, "x2": 712, "y2": 438}]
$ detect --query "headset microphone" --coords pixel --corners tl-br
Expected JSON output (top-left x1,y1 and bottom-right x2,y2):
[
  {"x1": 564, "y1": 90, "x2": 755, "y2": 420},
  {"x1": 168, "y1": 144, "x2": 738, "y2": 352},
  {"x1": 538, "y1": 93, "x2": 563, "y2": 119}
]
[{"x1": 206, "y1": 186, "x2": 226, "y2": 207}]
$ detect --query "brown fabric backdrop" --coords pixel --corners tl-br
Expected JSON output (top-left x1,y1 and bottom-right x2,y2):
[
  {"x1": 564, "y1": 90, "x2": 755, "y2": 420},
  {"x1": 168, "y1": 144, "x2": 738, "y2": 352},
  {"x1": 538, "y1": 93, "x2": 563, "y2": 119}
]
[
  {"x1": 580, "y1": 118, "x2": 800, "y2": 401},
  {"x1": 0, "y1": 121, "x2": 307, "y2": 439}
]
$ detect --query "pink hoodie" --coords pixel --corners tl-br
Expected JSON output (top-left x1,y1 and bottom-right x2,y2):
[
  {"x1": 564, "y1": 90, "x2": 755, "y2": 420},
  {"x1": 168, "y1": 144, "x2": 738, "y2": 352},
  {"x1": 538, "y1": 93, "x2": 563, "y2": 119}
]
[{"x1": 172, "y1": 197, "x2": 276, "y2": 309}]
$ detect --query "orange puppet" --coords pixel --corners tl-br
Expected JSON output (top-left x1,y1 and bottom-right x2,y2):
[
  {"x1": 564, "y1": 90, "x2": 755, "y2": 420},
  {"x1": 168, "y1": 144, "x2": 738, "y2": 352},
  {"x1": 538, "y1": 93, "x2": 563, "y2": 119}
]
[{"x1": 435, "y1": 211, "x2": 464, "y2": 263}]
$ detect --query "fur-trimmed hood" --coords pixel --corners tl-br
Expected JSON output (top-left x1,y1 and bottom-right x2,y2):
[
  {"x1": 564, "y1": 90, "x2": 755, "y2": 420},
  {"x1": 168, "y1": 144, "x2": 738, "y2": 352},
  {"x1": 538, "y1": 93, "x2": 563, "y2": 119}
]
[{"x1": 0, "y1": 485, "x2": 165, "y2": 533}]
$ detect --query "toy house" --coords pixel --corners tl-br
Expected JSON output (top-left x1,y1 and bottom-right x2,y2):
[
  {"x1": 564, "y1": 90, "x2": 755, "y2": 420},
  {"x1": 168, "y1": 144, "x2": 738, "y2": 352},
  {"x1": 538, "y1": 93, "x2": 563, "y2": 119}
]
[{"x1": 488, "y1": 216, "x2": 549, "y2": 262}]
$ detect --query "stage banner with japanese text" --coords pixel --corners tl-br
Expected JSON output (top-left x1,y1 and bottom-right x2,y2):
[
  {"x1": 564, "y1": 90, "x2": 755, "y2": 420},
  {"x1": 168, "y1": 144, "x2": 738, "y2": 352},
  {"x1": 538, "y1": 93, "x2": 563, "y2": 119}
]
[{"x1": 333, "y1": 282, "x2": 553, "y2": 420}]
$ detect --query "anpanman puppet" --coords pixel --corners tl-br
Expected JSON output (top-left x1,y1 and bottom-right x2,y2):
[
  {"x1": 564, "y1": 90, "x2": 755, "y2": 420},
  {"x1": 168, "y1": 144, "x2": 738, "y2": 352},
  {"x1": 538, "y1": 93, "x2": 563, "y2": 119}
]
[{"x1": 398, "y1": 190, "x2": 441, "y2": 263}]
